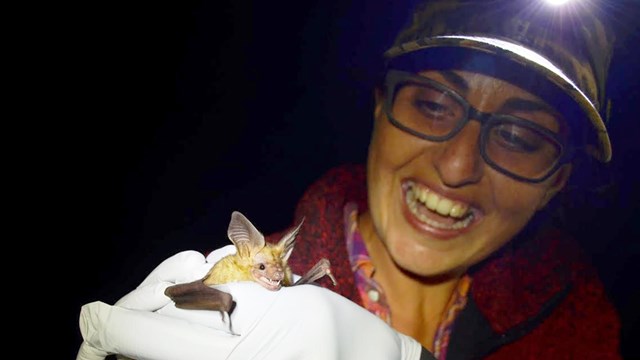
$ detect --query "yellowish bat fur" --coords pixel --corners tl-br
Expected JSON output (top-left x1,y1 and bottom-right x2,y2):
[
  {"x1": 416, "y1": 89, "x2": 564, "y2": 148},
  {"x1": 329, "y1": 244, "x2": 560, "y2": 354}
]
[{"x1": 203, "y1": 239, "x2": 295, "y2": 290}]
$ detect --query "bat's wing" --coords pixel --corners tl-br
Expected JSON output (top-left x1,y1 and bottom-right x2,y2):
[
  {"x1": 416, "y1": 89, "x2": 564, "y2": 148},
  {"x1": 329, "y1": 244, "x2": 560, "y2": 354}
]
[{"x1": 164, "y1": 280, "x2": 235, "y2": 313}]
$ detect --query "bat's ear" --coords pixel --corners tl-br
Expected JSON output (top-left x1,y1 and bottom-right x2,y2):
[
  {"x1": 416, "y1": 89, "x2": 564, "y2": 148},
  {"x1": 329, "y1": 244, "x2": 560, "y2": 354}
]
[
  {"x1": 278, "y1": 217, "x2": 304, "y2": 262},
  {"x1": 227, "y1": 211, "x2": 265, "y2": 258}
]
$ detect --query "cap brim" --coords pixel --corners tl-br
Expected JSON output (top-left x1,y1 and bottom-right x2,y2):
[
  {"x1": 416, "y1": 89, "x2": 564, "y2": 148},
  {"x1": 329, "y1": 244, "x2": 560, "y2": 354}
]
[{"x1": 384, "y1": 35, "x2": 612, "y2": 162}]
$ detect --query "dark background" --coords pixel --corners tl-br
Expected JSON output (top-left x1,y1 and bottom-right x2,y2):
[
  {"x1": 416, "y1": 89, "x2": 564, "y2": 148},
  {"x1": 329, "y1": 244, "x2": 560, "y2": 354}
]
[{"x1": 62, "y1": 1, "x2": 639, "y2": 358}]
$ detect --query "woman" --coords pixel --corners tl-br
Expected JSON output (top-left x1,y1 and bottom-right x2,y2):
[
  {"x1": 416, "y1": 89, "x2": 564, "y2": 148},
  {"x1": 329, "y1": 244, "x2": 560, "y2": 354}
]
[
  {"x1": 274, "y1": 0, "x2": 621, "y2": 357},
  {"x1": 77, "y1": 0, "x2": 622, "y2": 358}
]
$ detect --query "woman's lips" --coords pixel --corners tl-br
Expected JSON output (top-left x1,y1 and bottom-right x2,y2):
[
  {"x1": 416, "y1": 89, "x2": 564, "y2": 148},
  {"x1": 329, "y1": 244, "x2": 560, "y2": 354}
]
[{"x1": 402, "y1": 180, "x2": 478, "y2": 237}]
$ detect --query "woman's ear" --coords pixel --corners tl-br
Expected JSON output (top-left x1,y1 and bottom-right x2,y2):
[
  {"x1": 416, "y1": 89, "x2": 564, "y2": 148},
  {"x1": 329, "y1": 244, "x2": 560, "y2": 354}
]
[
  {"x1": 373, "y1": 87, "x2": 385, "y2": 119},
  {"x1": 537, "y1": 164, "x2": 573, "y2": 210},
  {"x1": 374, "y1": 87, "x2": 384, "y2": 102}
]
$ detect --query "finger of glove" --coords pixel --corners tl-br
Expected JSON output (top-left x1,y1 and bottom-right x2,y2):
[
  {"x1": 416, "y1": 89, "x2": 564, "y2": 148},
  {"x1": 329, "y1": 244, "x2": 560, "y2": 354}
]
[
  {"x1": 130, "y1": 246, "x2": 237, "y2": 289},
  {"x1": 79, "y1": 301, "x2": 242, "y2": 360},
  {"x1": 114, "y1": 250, "x2": 212, "y2": 310},
  {"x1": 205, "y1": 244, "x2": 236, "y2": 264},
  {"x1": 138, "y1": 250, "x2": 211, "y2": 287},
  {"x1": 115, "y1": 281, "x2": 175, "y2": 311}
]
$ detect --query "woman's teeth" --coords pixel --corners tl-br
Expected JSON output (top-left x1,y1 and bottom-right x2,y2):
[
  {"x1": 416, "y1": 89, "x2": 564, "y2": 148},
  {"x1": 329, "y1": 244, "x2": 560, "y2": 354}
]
[{"x1": 406, "y1": 182, "x2": 474, "y2": 230}]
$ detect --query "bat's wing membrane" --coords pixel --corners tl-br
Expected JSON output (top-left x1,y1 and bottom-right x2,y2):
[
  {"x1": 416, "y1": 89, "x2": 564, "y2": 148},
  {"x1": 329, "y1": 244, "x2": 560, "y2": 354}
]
[{"x1": 164, "y1": 280, "x2": 235, "y2": 313}]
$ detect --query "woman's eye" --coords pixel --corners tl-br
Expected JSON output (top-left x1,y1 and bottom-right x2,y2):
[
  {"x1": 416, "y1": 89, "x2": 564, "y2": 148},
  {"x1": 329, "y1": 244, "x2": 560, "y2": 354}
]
[
  {"x1": 413, "y1": 99, "x2": 458, "y2": 123},
  {"x1": 494, "y1": 127, "x2": 540, "y2": 152},
  {"x1": 416, "y1": 100, "x2": 449, "y2": 115}
]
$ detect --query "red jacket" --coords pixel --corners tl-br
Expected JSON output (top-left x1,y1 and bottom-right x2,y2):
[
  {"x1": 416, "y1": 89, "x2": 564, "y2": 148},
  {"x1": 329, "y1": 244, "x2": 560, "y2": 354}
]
[{"x1": 267, "y1": 164, "x2": 621, "y2": 359}]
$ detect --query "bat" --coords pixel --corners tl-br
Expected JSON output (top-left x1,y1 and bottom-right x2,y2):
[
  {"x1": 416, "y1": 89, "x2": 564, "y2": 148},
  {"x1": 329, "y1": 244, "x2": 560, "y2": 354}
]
[{"x1": 164, "y1": 211, "x2": 337, "y2": 313}]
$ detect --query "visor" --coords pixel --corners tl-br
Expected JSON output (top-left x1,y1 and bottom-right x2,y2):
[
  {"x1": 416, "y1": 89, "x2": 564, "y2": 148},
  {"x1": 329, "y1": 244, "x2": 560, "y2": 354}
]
[{"x1": 382, "y1": 0, "x2": 615, "y2": 162}]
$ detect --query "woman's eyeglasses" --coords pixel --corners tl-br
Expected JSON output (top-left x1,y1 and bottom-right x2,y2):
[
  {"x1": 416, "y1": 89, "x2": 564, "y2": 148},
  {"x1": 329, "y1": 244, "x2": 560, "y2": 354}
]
[{"x1": 383, "y1": 69, "x2": 572, "y2": 183}]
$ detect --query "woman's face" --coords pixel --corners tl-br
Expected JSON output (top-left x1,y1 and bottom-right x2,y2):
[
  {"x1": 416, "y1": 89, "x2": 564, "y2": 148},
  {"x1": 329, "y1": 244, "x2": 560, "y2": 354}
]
[{"x1": 366, "y1": 69, "x2": 571, "y2": 278}]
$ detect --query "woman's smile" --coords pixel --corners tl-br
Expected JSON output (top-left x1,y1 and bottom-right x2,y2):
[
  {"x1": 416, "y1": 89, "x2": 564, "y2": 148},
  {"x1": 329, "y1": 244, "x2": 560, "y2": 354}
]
[{"x1": 402, "y1": 179, "x2": 478, "y2": 237}]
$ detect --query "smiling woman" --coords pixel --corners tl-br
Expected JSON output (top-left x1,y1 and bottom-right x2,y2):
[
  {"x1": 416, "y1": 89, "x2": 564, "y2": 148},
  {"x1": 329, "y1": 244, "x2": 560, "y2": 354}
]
[
  {"x1": 265, "y1": 0, "x2": 628, "y2": 357},
  {"x1": 73, "y1": 0, "x2": 639, "y2": 359}
]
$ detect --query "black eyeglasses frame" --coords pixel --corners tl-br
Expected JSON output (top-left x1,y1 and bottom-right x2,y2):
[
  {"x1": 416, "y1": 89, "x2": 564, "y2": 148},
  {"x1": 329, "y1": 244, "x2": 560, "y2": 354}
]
[{"x1": 383, "y1": 69, "x2": 574, "y2": 183}]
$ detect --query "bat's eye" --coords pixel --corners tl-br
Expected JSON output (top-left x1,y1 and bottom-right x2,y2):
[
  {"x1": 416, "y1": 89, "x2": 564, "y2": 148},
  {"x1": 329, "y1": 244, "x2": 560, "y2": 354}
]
[{"x1": 259, "y1": 264, "x2": 266, "y2": 270}]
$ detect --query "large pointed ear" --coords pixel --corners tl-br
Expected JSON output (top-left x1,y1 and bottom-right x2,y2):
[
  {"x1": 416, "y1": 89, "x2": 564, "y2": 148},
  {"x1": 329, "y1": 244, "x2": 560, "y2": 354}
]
[
  {"x1": 277, "y1": 217, "x2": 304, "y2": 262},
  {"x1": 227, "y1": 211, "x2": 265, "y2": 258}
]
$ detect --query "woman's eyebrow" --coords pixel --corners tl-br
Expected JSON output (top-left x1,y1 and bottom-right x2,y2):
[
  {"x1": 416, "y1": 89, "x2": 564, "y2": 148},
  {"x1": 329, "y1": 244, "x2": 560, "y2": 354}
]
[
  {"x1": 440, "y1": 71, "x2": 469, "y2": 94},
  {"x1": 501, "y1": 97, "x2": 558, "y2": 116},
  {"x1": 437, "y1": 71, "x2": 559, "y2": 117}
]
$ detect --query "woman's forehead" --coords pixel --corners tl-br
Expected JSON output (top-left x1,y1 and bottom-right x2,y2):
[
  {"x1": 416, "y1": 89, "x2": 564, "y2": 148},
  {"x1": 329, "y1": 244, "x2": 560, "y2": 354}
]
[
  {"x1": 421, "y1": 70, "x2": 547, "y2": 100},
  {"x1": 416, "y1": 69, "x2": 565, "y2": 132}
]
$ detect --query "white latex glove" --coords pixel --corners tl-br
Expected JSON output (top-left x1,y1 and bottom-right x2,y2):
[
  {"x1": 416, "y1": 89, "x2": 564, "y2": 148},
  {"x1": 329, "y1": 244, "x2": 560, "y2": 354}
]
[{"x1": 77, "y1": 247, "x2": 429, "y2": 360}]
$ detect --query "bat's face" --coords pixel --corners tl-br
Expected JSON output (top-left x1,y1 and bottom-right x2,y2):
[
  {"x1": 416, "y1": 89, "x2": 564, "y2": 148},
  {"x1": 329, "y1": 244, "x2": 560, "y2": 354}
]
[{"x1": 251, "y1": 250, "x2": 287, "y2": 291}]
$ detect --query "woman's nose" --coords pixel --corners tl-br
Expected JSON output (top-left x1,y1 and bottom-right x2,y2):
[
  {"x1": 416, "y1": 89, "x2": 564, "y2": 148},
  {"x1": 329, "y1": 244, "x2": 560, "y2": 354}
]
[{"x1": 432, "y1": 122, "x2": 484, "y2": 187}]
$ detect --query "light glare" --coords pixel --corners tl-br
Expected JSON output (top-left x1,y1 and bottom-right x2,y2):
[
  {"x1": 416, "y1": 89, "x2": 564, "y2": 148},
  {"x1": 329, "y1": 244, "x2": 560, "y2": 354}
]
[{"x1": 546, "y1": 0, "x2": 572, "y2": 5}]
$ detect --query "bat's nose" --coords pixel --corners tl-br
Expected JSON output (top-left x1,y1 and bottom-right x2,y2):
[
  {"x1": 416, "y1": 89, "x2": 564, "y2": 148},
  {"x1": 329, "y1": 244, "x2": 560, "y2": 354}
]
[{"x1": 271, "y1": 269, "x2": 284, "y2": 280}]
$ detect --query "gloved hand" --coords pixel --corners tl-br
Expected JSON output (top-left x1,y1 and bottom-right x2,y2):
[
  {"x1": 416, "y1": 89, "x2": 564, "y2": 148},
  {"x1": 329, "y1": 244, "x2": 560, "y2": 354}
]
[{"x1": 77, "y1": 246, "x2": 430, "y2": 360}]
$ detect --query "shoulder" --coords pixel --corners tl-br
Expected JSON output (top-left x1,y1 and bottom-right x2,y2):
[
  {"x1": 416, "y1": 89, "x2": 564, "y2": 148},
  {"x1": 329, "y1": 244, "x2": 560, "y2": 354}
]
[
  {"x1": 290, "y1": 163, "x2": 368, "y2": 229},
  {"x1": 297, "y1": 164, "x2": 367, "y2": 204},
  {"x1": 471, "y1": 225, "x2": 621, "y2": 356}
]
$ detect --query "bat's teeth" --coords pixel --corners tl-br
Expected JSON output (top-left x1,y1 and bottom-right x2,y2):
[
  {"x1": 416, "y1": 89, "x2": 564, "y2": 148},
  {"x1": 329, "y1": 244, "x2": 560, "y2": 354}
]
[
  {"x1": 266, "y1": 278, "x2": 280, "y2": 285},
  {"x1": 259, "y1": 276, "x2": 282, "y2": 289}
]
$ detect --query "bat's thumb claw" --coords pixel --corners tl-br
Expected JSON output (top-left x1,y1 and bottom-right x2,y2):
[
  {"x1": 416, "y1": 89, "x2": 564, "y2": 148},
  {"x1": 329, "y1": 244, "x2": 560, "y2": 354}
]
[{"x1": 327, "y1": 270, "x2": 338, "y2": 286}]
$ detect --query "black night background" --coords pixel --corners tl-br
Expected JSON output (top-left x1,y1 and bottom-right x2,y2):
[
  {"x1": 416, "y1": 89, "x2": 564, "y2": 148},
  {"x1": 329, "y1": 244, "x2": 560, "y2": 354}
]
[{"x1": 58, "y1": 1, "x2": 639, "y2": 358}]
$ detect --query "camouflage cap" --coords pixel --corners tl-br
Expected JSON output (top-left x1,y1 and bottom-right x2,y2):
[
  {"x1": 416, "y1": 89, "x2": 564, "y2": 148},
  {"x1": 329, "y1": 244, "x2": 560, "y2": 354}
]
[{"x1": 384, "y1": 0, "x2": 615, "y2": 162}]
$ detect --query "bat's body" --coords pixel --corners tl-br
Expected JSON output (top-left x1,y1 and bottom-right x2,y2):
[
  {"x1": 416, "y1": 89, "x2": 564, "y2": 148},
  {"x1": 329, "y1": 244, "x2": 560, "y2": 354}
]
[
  {"x1": 203, "y1": 237, "x2": 295, "y2": 291},
  {"x1": 165, "y1": 211, "x2": 336, "y2": 313}
]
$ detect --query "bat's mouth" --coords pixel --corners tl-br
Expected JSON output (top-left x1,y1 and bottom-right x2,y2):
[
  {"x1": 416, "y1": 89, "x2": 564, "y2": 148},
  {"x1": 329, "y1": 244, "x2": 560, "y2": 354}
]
[{"x1": 258, "y1": 276, "x2": 282, "y2": 291}]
